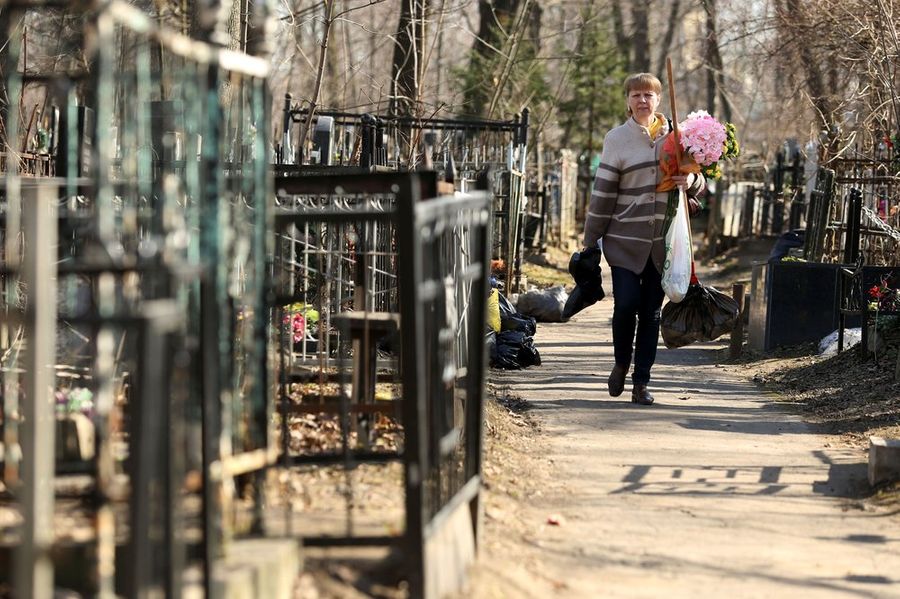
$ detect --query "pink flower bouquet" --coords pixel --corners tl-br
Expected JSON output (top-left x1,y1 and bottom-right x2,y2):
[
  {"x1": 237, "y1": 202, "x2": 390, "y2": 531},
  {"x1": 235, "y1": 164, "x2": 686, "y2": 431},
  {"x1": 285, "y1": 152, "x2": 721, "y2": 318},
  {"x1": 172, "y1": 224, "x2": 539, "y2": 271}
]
[
  {"x1": 657, "y1": 110, "x2": 739, "y2": 191},
  {"x1": 680, "y1": 110, "x2": 728, "y2": 166}
]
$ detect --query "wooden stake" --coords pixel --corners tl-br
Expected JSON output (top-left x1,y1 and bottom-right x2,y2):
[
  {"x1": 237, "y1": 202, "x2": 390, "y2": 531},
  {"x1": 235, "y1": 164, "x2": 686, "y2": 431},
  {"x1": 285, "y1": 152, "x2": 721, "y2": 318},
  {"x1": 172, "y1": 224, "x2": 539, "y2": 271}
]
[
  {"x1": 729, "y1": 283, "x2": 746, "y2": 360},
  {"x1": 665, "y1": 57, "x2": 683, "y2": 168},
  {"x1": 666, "y1": 58, "x2": 694, "y2": 266}
]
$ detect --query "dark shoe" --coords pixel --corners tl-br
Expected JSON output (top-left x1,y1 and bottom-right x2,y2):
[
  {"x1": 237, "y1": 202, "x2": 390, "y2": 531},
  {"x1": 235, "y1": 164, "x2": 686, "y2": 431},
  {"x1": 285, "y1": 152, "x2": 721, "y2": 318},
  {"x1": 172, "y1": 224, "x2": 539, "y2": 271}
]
[
  {"x1": 631, "y1": 384, "x2": 654, "y2": 405},
  {"x1": 607, "y1": 363, "x2": 628, "y2": 397}
]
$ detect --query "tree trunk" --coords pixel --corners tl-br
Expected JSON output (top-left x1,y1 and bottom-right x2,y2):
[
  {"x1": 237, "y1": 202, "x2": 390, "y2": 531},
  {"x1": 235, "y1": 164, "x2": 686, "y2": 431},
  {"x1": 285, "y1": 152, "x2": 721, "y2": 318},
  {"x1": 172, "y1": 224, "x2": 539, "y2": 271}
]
[
  {"x1": 704, "y1": 0, "x2": 716, "y2": 114},
  {"x1": 631, "y1": 0, "x2": 650, "y2": 72},
  {"x1": 390, "y1": 0, "x2": 427, "y2": 117},
  {"x1": 486, "y1": 0, "x2": 535, "y2": 118},
  {"x1": 297, "y1": 0, "x2": 336, "y2": 157},
  {"x1": 701, "y1": 0, "x2": 731, "y2": 260},
  {"x1": 784, "y1": 0, "x2": 830, "y2": 131},
  {"x1": 463, "y1": 0, "x2": 521, "y2": 115},
  {"x1": 610, "y1": 0, "x2": 630, "y2": 69},
  {"x1": 655, "y1": 0, "x2": 682, "y2": 75}
]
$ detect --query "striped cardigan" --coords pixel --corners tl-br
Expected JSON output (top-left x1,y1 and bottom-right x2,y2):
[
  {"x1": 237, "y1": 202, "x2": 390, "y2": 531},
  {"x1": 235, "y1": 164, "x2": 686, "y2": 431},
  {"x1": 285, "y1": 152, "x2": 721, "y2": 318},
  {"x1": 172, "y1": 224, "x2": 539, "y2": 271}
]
[{"x1": 583, "y1": 115, "x2": 704, "y2": 275}]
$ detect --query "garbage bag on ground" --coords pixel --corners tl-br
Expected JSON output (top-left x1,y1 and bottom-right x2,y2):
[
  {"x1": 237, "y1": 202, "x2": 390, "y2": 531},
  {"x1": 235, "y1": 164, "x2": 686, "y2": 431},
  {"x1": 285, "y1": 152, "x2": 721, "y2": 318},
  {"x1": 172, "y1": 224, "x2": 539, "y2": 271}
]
[
  {"x1": 491, "y1": 330, "x2": 541, "y2": 369},
  {"x1": 660, "y1": 284, "x2": 740, "y2": 349},
  {"x1": 562, "y1": 247, "x2": 605, "y2": 319},
  {"x1": 488, "y1": 290, "x2": 541, "y2": 368},
  {"x1": 486, "y1": 330, "x2": 499, "y2": 362},
  {"x1": 516, "y1": 285, "x2": 570, "y2": 322},
  {"x1": 498, "y1": 291, "x2": 537, "y2": 336},
  {"x1": 501, "y1": 313, "x2": 536, "y2": 336},
  {"x1": 498, "y1": 290, "x2": 517, "y2": 320}
]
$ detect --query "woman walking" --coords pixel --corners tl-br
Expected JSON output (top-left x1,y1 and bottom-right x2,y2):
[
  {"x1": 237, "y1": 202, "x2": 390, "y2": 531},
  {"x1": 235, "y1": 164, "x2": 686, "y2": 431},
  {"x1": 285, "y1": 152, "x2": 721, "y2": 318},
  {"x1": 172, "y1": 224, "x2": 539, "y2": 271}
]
[{"x1": 582, "y1": 72, "x2": 703, "y2": 406}]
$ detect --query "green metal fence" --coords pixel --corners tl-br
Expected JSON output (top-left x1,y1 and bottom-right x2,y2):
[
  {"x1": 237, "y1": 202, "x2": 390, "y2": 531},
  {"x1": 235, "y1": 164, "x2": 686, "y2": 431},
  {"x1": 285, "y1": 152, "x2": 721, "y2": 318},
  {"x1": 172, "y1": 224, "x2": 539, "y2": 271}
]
[{"x1": 1, "y1": 2, "x2": 274, "y2": 596}]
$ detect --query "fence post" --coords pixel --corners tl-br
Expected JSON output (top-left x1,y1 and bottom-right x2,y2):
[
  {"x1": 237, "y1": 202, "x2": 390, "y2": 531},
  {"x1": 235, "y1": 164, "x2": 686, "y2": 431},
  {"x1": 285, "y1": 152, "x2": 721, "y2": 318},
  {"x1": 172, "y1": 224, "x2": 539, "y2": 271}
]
[
  {"x1": 741, "y1": 187, "x2": 754, "y2": 238},
  {"x1": 729, "y1": 283, "x2": 745, "y2": 360},
  {"x1": 843, "y1": 188, "x2": 862, "y2": 265},
  {"x1": 281, "y1": 93, "x2": 293, "y2": 164},
  {"x1": 396, "y1": 174, "x2": 427, "y2": 598},
  {"x1": 15, "y1": 181, "x2": 57, "y2": 599}
]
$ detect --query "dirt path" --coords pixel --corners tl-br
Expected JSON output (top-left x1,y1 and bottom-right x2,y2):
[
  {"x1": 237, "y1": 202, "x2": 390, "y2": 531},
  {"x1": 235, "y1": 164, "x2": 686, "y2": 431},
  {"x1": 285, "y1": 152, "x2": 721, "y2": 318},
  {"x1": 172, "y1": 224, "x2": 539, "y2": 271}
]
[{"x1": 466, "y1": 291, "x2": 900, "y2": 598}]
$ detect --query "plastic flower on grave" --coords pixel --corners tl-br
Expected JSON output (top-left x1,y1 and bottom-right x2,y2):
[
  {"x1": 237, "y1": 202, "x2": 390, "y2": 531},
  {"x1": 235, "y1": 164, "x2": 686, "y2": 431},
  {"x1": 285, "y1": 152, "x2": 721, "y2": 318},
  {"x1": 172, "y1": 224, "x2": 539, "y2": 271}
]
[
  {"x1": 282, "y1": 312, "x2": 306, "y2": 343},
  {"x1": 282, "y1": 303, "x2": 320, "y2": 343},
  {"x1": 867, "y1": 276, "x2": 900, "y2": 312}
]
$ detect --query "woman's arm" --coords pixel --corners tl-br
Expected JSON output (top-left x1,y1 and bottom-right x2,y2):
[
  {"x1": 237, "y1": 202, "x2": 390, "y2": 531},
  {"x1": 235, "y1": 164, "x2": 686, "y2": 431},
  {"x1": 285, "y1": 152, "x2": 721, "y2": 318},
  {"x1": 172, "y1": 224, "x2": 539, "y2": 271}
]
[{"x1": 582, "y1": 132, "x2": 620, "y2": 248}]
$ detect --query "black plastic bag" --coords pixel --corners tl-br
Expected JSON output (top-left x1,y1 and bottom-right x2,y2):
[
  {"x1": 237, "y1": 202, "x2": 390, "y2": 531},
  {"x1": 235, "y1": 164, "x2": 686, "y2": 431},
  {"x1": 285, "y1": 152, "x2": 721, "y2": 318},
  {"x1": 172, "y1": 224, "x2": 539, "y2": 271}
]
[
  {"x1": 498, "y1": 291, "x2": 517, "y2": 319},
  {"x1": 516, "y1": 285, "x2": 569, "y2": 322},
  {"x1": 500, "y1": 310, "x2": 537, "y2": 336},
  {"x1": 703, "y1": 286, "x2": 741, "y2": 340},
  {"x1": 490, "y1": 291, "x2": 540, "y2": 368},
  {"x1": 485, "y1": 330, "x2": 497, "y2": 361},
  {"x1": 496, "y1": 290, "x2": 537, "y2": 334},
  {"x1": 562, "y1": 247, "x2": 605, "y2": 319},
  {"x1": 491, "y1": 330, "x2": 541, "y2": 369},
  {"x1": 496, "y1": 330, "x2": 541, "y2": 367},
  {"x1": 493, "y1": 343, "x2": 522, "y2": 369},
  {"x1": 489, "y1": 330, "x2": 525, "y2": 369},
  {"x1": 660, "y1": 284, "x2": 740, "y2": 349}
]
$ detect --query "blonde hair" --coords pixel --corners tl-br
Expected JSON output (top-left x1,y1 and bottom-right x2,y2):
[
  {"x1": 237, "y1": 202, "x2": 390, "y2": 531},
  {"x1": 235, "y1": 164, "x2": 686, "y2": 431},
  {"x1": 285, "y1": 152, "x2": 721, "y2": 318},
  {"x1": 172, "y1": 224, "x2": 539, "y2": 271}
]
[
  {"x1": 624, "y1": 73, "x2": 662, "y2": 116},
  {"x1": 624, "y1": 73, "x2": 662, "y2": 95}
]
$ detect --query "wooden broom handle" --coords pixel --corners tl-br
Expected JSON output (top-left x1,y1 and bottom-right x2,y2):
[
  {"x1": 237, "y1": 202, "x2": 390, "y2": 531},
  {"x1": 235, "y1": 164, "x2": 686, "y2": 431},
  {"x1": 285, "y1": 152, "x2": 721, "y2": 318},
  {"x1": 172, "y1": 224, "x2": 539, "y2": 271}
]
[
  {"x1": 666, "y1": 58, "x2": 695, "y2": 269},
  {"x1": 665, "y1": 57, "x2": 683, "y2": 169}
]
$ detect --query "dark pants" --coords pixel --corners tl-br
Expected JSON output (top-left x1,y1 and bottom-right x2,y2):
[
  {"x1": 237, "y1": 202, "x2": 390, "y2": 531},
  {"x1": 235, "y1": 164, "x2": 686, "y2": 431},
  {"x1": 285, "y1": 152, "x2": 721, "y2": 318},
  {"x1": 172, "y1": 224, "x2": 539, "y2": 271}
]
[{"x1": 610, "y1": 258, "x2": 665, "y2": 385}]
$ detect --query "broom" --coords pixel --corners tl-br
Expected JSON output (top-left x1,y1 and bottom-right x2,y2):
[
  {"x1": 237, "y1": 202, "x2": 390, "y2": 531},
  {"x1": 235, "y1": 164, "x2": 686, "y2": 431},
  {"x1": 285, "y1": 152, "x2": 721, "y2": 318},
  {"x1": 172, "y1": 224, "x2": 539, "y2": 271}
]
[{"x1": 659, "y1": 58, "x2": 740, "y2": 348}]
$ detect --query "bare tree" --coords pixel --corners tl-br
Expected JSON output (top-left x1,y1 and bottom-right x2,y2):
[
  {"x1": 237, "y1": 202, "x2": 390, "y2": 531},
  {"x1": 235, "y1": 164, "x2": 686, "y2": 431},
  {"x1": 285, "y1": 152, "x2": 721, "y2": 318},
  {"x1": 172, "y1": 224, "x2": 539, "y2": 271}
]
[
  {"x1": 654, "y1": 0, "x2": 682, "y2": 74},
  {"x1": 701, "y1": 0, "x2": 730, "y2": 121},
  {"x1": 630, "y1": 0, "x2": 650, "y2": 71},
  {"x1": 389, "y1": 0, "x2": 427, "y2": 116},
  {"x1": 767, "y1": 0, "x2": 899, "y2": 156}
]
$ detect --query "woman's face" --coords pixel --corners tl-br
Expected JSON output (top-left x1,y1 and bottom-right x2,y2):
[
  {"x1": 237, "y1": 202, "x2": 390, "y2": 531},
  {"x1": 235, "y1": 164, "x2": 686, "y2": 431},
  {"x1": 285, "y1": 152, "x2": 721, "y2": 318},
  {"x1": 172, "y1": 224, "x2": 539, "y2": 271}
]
[{"x1": 627, "y1": 87, "x2": 660, "y2": 122}]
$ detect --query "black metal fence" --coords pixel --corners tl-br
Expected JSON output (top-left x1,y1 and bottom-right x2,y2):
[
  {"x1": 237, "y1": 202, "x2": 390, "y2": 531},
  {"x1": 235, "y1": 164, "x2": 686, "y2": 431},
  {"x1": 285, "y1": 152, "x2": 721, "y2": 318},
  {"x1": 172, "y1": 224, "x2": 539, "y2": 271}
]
[
  {"x1": 713, "y1": 143, "x2": 899, "y2": 268},
  {"x1": 1, "y1": 2, "x2": 273, "y2": 597},
  {"x1": 275, "y1": 104, "x2": 529, "y2": 291},
  {"x1": 270, "y1": 171, "x2": 491, "y2": 597},
  {"x1": 1, "y1": 5, "x2": 493, "y2": 597},
  {"x1": 809, "y1": 155, "x2": 900, "y2": 266}
]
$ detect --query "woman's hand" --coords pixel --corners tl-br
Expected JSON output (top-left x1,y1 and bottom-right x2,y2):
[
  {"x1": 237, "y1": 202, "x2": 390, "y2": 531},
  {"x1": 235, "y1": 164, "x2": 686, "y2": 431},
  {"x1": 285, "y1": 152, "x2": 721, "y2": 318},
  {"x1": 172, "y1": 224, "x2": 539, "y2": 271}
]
[
  {"x1": 669, "y1": 174, "x2": 692, "y2": 189},
  {"x1": 670, "y1": 174, "x2": 701, "y2": 215}
]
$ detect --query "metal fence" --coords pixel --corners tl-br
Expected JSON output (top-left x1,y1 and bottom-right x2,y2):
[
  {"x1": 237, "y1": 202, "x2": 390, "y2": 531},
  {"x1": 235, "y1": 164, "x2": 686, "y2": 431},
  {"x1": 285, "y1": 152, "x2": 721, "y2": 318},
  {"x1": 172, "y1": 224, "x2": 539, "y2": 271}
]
[
  {"x1": 1, "y1": 2, "x2": 272, "y2": 596},
  {"x1": 808, "y1": 156, "x2": 900, "y2": 266},
  {"x1": 2, "y1": 8, "x2": 492, "y2": 596},
  {"x1": 270, "y1": 171, "x2": 491, "y2": 597},
  {"x1": 275, "y1": 104, "x2": 529, "y2": 291},
  {"x1": 712, "y1": 143, "x2": 899, "y2": 268}
]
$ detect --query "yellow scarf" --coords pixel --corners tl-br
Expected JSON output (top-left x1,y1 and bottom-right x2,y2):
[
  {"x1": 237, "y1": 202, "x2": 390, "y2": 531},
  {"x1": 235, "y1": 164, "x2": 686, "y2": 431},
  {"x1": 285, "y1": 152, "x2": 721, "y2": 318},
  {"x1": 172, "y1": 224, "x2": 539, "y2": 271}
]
[{"x1": 647, "y1": 114, "x2": 664, "y2": 141}]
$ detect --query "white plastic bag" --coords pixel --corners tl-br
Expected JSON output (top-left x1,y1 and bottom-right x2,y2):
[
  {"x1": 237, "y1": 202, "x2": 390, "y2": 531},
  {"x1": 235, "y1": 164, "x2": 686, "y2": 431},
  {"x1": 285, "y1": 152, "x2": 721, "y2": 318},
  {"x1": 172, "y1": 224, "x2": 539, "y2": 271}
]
[{"x1": 661, "y1": 190, "x2": 692, "y2": 303}]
